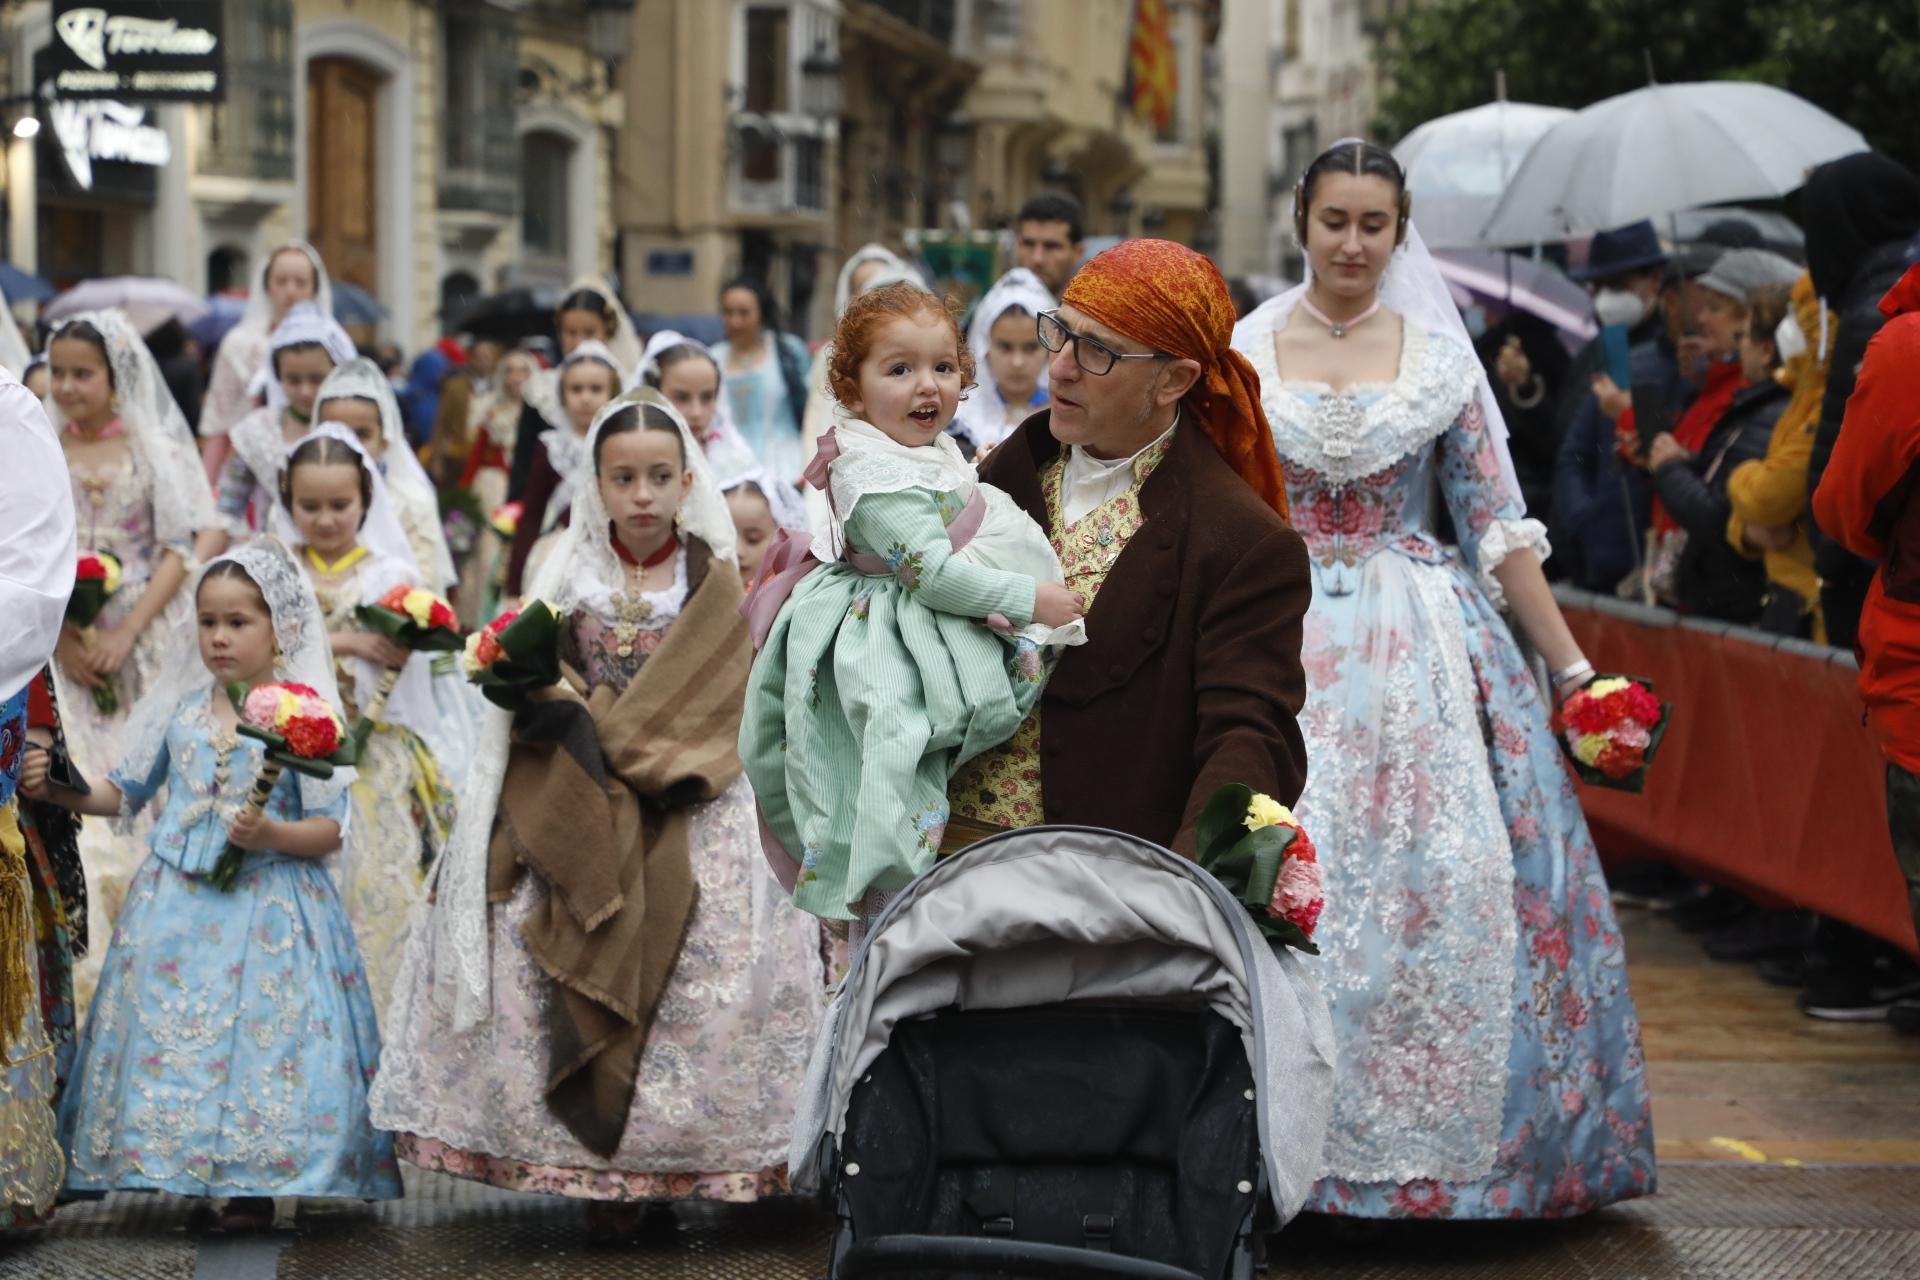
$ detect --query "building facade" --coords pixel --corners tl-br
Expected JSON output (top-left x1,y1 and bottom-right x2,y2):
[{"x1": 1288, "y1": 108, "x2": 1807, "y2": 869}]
[
  {"x1": 615, "y1": 0, "x2": 1218, "y2": 339},
  {"x1": 1207, "y1": 0, "x2": 1409, "y2": 279},
  {"x1": 0, "y1": 0, "x2": 621, "y2": 350}
]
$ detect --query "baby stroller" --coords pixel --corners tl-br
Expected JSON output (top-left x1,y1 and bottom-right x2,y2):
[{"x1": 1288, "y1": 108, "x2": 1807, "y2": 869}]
[{"x1": 790, "y1": 826, "x2": 1336, "y2": 1279}]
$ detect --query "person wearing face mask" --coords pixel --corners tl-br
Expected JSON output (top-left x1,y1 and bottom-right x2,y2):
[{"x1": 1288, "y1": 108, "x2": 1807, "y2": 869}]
[
  {"x1": 1726, "y1": 272, "x2": 1831, "y2": 642},
  {"x1": 1549, "y1": 221, "x2": 1672, "y2": 593}
]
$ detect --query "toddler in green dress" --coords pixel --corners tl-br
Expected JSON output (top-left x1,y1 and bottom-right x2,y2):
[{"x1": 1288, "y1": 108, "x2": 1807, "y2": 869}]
[{"x1": 741, "y1": 284, "x2": 1086, "y2": 926}]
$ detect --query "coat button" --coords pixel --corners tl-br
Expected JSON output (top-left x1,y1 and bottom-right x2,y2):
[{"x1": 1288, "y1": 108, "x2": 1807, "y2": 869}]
[
  {"x1": 1108, "y1": 663, "x2": 1126, "y2": 681},
  {"x1": 1141, "y1": 628, "x2": 1157, "y2": 645}
]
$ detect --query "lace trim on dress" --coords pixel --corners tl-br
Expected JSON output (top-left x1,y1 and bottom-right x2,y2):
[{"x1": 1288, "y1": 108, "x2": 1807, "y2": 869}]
[
  {"x1": 1305, "y1": 561, "x2": 1519, "y2": 1185},
  {"x1": 1473, "y1": 518, "x2": 1552, "y2": 608},
  {"x1": 1251, "y1": 323, "x2": 1480, "y2": 487}
]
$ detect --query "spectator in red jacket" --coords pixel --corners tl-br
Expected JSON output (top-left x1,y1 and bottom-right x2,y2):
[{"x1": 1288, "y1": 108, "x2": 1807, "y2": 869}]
[{"x1": 1811, "y1": 260, "x2": 1920, "y2": 1032}]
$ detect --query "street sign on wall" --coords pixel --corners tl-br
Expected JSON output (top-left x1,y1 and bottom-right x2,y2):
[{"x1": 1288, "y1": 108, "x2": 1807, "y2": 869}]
[{"x1": 48, "y1": 2, "x2": 226, "y2": 102}]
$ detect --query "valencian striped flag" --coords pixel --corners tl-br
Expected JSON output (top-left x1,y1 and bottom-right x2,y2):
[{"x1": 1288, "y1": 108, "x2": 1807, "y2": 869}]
[{"x1": 1128, "y1": 0, "x2": 1178, "y2": 133}]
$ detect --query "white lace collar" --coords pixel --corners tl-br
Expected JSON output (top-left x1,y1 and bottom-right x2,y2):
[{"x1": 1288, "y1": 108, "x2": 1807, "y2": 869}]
[
  {"x1": 1245, "y1": 321, "x2": 1479, "y2": 484},
  {"x1": 816, "y1": 417, "x2": 977, "y2": 559}
]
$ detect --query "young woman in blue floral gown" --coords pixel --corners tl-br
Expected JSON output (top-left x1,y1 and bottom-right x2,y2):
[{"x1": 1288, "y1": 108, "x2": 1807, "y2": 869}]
[{"x1": 1233, "y1": 141, "x2": 1655, "y2": 1219}]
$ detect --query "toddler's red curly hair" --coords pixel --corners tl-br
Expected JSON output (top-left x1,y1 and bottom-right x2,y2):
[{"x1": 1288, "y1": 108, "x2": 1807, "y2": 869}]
[{"x1": 827, "y1": 283, "x2": 976, "y2": 409}]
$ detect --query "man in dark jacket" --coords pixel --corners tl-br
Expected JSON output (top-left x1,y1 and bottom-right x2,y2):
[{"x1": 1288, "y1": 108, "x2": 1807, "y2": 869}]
[
  {"x1": 945, "y1": 240, "x2": 1309, "y2": 856},
  {"x1": 1803, "y1": 153, "x2": 1920, "y2": 649},
  {"x1": 1551, "y1": 221, "x2": 1672, "y2": 591}
]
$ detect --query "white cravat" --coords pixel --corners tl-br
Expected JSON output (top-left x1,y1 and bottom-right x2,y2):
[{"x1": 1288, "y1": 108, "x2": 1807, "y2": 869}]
[{"x1": 1060, "y1": 416, "x2": 1178, "y2": 527}]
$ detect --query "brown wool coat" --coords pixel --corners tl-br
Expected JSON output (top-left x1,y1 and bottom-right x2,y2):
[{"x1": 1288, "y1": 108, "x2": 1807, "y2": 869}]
[{"x1": 976, "y1": 412, "x2": 1311, "y2": 855}]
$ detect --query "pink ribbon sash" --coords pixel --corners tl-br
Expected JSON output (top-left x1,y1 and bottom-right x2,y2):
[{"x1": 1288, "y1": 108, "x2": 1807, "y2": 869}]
[{"x1": 739, "y1": 425, "x2": 990, "y2": 649}]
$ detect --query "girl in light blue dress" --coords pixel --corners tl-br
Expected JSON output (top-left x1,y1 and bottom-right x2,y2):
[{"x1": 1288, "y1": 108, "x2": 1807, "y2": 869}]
[{"x1": 22, "y1": 540, "x2": 399, "y2": 1230}]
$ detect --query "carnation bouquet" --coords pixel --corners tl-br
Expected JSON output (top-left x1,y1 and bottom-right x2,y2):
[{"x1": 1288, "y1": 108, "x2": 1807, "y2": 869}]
[
  {"x1": 210, "y1": 682, "x2": 355, "y2": 891},
  {"x1": 462, "y1": 601, "x2": 561, "y2": 710},
  {"x1": 343, "y1": 584, "x2": 462, "y2": 758},
  {"x1": 1194, "y1": 783, "x2": 1323, "y2": 955},
  {"x1": 66, "y1": 551, "x2": 124, "y2": 713},
  {"x1": 488, "y1": 501, "x2": 522, "y2": 540},
  {"x1": 1552, "y1": 675, "x2": 1671, "y2": 794}
]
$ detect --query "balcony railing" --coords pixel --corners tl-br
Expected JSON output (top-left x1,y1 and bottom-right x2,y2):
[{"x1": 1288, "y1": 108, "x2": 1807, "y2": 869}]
[{"x1": 730, "y1": 120, "x2": 828, "y2": 217}]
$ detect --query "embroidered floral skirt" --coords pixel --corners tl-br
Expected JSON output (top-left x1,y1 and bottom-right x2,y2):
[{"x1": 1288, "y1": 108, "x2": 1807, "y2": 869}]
[
  {"x1": 57, "y1": 854, "x2": 400, "y2": 1200},
  {"x1": 371, "y1": 779, "x2": 826, "y2": 1202},
  {"x1": 1293, "y1": 551, "x2": 1655, "y2": 1219}
]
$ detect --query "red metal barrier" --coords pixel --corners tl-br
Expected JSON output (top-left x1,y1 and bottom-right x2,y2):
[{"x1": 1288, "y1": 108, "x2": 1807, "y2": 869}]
[{"x1": 1560, "y1": 594, "x2": 1918, "y2": 956}]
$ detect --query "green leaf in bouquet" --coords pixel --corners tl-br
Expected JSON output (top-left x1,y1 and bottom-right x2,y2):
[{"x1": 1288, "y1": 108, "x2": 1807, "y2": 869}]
[
  {"x1": 66, "y1": 579, "x2": 108, "y2": 629},
  {"x1": 1195, "y1": 783, "x2": 1255, "y2": 865},
  {"x1": 1240, "y1": 822, "x2": 1298, "y2": 911},
  {"x1": 354, "y1": 602, "x2": 466, "y2": 653},
  {"x1": 471, "y1": 601, "x2": 562, "y2": 710},
  {"x1": 234, "y1": 721, "x2": 339, "y2": 779}
]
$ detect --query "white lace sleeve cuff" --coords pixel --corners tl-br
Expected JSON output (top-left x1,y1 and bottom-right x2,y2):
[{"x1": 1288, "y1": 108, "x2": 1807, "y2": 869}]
[{"x1": 1474, "y1": 517, "x2": 1550, "y2": 607}]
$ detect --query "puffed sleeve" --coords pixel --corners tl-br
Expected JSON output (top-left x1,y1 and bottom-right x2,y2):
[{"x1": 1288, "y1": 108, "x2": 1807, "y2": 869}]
[{"x1": 1437, "y1": 395, "x2": 1551, "y2": 607}]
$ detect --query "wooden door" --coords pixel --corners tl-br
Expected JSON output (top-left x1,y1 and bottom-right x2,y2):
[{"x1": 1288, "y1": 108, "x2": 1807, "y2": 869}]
[{"x1": 306, "y1": 57, "x2": 380, "y2": 294}]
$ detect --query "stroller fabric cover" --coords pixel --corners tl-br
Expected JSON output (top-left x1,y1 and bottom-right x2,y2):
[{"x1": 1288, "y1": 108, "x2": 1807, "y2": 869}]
[{"x1": 790, "y1": 825, "x2": 1336, "y2": 1223}]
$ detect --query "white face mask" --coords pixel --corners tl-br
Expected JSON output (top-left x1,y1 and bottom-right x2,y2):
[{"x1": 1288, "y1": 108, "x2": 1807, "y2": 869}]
[
  {"x1": 1775, "y1": 312, "x2": 1808, "y2": 361},
  {"x1": 1592, "y1": 288, "x2": 1650, "y2": 330},
  {"x1": 1462, "y1": 305, "x2": 1489, "y2": 339}
]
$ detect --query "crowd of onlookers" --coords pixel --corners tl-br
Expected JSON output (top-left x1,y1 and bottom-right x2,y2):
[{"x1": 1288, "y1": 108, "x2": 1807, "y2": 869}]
[{"x1": 1459, "y1": 151, "x2": 1920, "y2": 1031}]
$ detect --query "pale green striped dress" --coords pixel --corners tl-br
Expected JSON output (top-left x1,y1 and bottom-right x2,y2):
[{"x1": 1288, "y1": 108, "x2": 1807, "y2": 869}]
[{"x1": 741, "y1": 486, "x2": 1044, "y2": 920}]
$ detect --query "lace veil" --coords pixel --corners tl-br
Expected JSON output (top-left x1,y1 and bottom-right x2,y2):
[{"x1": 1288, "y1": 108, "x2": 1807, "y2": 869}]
[
  {"x1": 834, "y1": 243, "x2": 907, "y2": 318},
  {"x1": 639, "y1": 329, "x2": 806, "y2": 530},
  {"x1": 428, "y1": 387, "x2": 734, "y2": 1029},
  {"x1": 1232, "y1": 145, "x2": 1523, "y2": 510},
  {"x1": 117, "y1": 537, "x2": 355, "y2": 816},
  {"x1": 45, "y1": 309, "x2": 216, "y2": 550},
  {"x1": 239, "y1": 239, "x2": 335, "y2": 339},
  {"x1": 951, "y1": 267, "x2": 1056, "y2": 451},
  {"x1": 258, "y1": 301, "x2": 358, "y2": 410},
  {"x1": 316, "y1": 356, "x2": 458, "y2": 590}
]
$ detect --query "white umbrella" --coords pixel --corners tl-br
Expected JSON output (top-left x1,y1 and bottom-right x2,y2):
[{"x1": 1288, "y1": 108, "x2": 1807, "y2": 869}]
[
  {"x1": 43, "y1": 276, "x2": 209, "y2": 336},
  {"x1": 1480, "y1": 81, "x2": 1868, "y2": 246},
  {"x1": 1395, "y1": 100, "x2": 1574, "y2": 250}
]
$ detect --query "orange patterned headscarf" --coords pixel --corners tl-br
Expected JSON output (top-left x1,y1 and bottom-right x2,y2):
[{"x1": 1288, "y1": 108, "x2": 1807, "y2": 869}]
[{"x1": 1062, "y1": 239, "x2": 1289, "y2": 519}]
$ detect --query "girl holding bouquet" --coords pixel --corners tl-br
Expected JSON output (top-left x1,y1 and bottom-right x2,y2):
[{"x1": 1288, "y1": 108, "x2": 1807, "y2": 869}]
[
  {"x1": 19, "y1": 539, "x2": 399, "y2": 1231},
  {"x1": 1230, "y1": 141, "x2": 1653, "y2": 1218},
  {"x1": 279, "y1": 424, "x2": 458, "y2": 1018},
  {"x1": 44, "y1": 311, "x2": 217, "y2": 1008},
  {"x1": 372, "y1": 391, "x2": 823, "y2": 1240}
]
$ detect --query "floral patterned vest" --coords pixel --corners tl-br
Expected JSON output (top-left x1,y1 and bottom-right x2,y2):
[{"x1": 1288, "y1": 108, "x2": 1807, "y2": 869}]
[{"x1": 948, "y1": 433, "x2": 1173, "y2": 831}]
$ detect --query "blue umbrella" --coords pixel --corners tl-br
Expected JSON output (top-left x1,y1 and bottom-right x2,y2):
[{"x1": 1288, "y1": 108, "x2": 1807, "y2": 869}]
[
  {"x1": 0, "y1": 261, "x2": 57, "y2": 303},
  {"x1": 189, "y1": 293, "x2": 247, "y2": 349},
  {"x1": 332, "y1": 281, "x2": 386, "y2": 328}
]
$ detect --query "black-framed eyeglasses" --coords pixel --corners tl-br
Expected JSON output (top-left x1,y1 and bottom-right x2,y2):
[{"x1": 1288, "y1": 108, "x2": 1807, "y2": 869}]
[{"x1": 1036, "y1": 310, "x2": 1175, "y2": 377}]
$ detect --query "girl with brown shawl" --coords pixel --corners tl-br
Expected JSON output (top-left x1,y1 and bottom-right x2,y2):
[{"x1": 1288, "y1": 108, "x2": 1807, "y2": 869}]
[{"x1": 370, "y1": 390, "x2": 825, "y2": 1236}]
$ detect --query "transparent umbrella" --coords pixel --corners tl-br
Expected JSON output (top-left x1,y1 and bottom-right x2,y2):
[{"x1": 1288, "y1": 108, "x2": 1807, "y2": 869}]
[
  {"x1": 44, "y1": 276, "x2": 209, "y2": 335},
  {"x1": 1395, "y1": 100, "x2": 1573, "y2": 250},
  {"x1": 1480, "y1": 81, "x2": 1866, "y2": 246}
]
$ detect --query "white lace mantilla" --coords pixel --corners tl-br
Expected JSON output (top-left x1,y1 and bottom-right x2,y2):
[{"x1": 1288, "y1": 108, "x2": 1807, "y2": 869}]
[{"x1": 1249, "y1": 322, "x2": 1478, "y2": 487}]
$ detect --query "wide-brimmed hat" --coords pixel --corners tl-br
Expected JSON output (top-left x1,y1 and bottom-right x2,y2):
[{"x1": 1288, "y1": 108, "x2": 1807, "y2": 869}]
[{"x1": 1572, "y1": 220, "x2": 1667, "y2": 282}]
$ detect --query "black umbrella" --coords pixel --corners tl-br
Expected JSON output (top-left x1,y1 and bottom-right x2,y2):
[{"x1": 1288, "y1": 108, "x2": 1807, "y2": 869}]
[{"x1": 452, "y1": 286, "x2": 568, "y2": 343}]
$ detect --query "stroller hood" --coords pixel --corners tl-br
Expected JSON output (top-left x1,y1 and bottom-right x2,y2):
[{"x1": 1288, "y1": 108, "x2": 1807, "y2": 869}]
[{"x1": 790, "y1": 825, "x2": 1336, "y2": 1222}]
